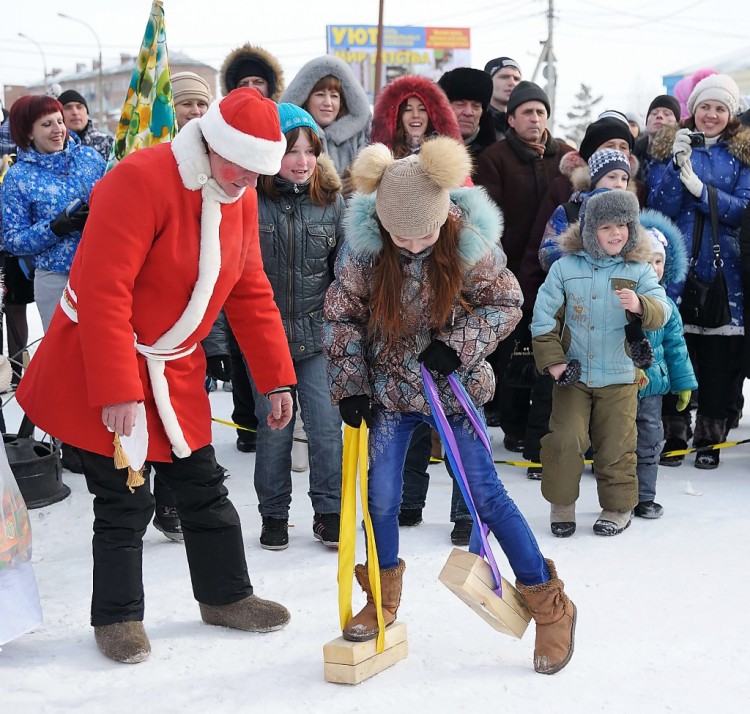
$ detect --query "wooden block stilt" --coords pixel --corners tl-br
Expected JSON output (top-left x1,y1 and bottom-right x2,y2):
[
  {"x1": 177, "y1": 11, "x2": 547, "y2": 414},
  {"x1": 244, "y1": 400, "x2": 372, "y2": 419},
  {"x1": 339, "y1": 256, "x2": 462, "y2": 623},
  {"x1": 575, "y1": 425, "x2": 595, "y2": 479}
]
[
  {"x1": 438, "y1": 548, "x2": 531, "y2": 639},
  {"x1": 323, "y1": 621, "x2": 408, "y2": 684}
]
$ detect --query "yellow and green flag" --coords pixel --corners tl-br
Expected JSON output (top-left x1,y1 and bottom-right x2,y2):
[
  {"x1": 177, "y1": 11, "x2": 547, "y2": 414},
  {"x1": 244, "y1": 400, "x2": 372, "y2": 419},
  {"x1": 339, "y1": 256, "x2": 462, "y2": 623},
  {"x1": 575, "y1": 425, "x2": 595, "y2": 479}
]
[{"x1": 107, "y1": 0, "x2": 175, "y2": 171}]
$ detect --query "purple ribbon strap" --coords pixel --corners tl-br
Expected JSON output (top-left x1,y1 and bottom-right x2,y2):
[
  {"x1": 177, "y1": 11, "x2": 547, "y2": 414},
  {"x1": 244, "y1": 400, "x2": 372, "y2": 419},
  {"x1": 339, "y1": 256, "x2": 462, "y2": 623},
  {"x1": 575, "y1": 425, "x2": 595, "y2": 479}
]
[{"x1": 421, "y1": 365, "x2": 503, "y2": 596}]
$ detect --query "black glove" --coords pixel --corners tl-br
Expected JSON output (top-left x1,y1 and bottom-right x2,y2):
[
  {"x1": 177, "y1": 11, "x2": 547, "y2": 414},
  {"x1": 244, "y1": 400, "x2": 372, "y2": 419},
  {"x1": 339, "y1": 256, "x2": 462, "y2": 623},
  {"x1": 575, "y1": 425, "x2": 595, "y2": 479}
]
[
  {"x1": 555, "y1": 359, "x2": 581, "y2": 387},
  {"x1": 50, "y1": 200, "x2": 89, "y2": 237},
  {"x1": 339, "y1": 395, "x2": 374, "y2": 428},
  {"x1": 418, "y1": 339, "x2": 461, "y2": 376},
  {"x1": 624, "y1": 319, "x2": 654, "y2": 370},
  {"x1": 206, "y1": 355, "x2": 232, "y2": 382}
]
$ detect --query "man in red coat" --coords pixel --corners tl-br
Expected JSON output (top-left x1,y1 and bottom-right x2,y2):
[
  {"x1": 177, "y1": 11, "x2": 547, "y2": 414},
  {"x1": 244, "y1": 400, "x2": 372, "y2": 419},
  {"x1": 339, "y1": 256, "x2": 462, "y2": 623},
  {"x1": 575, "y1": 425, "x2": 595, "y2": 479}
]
[{"x1": 17, "y1": 88, "x2": 297, "y2": 664}]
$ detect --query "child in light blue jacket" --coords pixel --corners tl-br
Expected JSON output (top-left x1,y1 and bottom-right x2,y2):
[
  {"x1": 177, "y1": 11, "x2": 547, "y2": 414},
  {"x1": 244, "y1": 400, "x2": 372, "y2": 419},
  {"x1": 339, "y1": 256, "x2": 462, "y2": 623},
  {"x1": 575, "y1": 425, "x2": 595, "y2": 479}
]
[{"x1": 531, "y1": 189, "x2": 671, "y2": 537}]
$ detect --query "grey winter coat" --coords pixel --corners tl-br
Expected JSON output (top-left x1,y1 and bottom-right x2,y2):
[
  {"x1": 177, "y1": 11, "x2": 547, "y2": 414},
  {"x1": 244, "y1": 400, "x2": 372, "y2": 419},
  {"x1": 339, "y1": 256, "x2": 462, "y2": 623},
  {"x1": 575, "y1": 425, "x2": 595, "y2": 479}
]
[
  {"x1": 280, "y1": 56, "x2": 371, "y2": 177},
  {"x1": 323, "y1": 187, "x2": 523, "y2": 416},
  {"x1": 258, "y1": 154, "x2": 345, "y2": 361}
]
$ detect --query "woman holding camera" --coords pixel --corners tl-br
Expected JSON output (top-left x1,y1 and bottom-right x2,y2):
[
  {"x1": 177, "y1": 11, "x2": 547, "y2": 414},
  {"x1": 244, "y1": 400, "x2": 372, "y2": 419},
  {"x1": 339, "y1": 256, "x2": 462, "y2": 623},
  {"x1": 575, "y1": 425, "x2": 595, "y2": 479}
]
[
  {"x1": 1, "y1": 94, "x2": 105, "y2": 331},
  {"x1": 647, "y1": 74, "x2": 750, "y2": 468}
]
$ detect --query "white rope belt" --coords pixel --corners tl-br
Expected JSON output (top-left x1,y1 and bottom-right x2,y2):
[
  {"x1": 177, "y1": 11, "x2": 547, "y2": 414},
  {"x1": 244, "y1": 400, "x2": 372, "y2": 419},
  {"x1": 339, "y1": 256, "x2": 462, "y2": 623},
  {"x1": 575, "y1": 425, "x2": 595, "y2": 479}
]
[{"x1": 60, "y1": 283, "x2": 195, "y2": 458}]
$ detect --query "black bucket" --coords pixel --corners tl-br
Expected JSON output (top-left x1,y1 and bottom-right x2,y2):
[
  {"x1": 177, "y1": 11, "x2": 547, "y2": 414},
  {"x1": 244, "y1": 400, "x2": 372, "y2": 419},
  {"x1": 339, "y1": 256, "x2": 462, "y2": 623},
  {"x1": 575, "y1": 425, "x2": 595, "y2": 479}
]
[{"x1": 3, "y1": 434, "x2": 70, "y2": 509}]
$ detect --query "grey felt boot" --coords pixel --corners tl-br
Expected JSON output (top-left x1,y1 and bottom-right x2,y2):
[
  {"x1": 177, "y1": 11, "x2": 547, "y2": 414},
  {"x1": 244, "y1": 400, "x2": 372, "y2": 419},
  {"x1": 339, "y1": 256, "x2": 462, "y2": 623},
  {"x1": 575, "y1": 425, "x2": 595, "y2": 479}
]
[
  {"x1": 199, "y1": 594, "x2": 291, "y2": 632},
  {"x1": 593, "y1": 509, "x2": 632, "y2": 536},
  {"x1": 94, "y1": 621, "x2": 151, "y2": 664}
]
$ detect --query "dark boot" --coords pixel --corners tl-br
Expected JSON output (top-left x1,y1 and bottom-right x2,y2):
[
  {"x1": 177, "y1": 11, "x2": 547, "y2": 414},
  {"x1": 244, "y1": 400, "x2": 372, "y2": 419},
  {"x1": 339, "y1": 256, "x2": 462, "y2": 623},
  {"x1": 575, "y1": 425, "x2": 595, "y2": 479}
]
[
  {"x1": 660, "y1": 416, "x2": 690, "y2": 466},
  {"x1": 450, "y1": 519, "x2": 473, "y2": 546},
  {"x1": 342, "y1": 559, "x2": 405, "y2": 642},
  {"x1": 516, "y1": 559, "x2": 576, "y2": 675},
  {"x1": 94, "y1": 621, "x2": 151, "y2": 664},
  {"x1": 199, "y1": 594, "x2": 290, "y2": 632},
  {"x1": 550, "y1": 503, "x2": 576, "y2": 538},
  {"x1": 693, "y1": 415, "x2": 726, "y2": 469}
]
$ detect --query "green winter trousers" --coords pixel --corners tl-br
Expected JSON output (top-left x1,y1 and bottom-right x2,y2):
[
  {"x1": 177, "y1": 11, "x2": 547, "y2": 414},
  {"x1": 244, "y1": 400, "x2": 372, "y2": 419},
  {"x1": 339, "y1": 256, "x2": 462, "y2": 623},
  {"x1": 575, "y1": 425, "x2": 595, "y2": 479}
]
[{"x1": 540, "y1": 382, "x2": 638, "y2": 512}]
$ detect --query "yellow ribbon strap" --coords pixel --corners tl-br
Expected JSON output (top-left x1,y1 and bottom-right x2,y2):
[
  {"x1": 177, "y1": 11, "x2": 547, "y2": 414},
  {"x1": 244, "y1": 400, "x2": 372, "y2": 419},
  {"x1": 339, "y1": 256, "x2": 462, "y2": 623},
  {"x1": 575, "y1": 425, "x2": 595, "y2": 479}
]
[{"x1": 337, "y1": 424, "x2": 386, "y2": 654}]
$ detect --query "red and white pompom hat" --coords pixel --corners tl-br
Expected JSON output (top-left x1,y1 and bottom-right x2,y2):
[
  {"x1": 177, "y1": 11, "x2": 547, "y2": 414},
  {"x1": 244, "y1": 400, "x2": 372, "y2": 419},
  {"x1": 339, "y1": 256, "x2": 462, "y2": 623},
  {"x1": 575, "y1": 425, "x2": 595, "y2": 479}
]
[{"x1": 200, "y1": 87, "x2": 287, "y2": 175}]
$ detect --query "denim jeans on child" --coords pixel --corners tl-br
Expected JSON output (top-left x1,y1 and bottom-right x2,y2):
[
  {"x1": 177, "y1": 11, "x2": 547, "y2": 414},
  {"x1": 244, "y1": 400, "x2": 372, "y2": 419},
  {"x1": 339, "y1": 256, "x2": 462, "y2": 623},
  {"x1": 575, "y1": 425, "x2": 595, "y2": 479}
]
[
  {"x1": 636, "y1": 394, "x2": 664, "y2": 502},
  {"x1": 368, "y1": 409, "x2": 549, "y2": 586},
  {"x1": 250, "y1": 352, "x2": 341, "y2": 518}
]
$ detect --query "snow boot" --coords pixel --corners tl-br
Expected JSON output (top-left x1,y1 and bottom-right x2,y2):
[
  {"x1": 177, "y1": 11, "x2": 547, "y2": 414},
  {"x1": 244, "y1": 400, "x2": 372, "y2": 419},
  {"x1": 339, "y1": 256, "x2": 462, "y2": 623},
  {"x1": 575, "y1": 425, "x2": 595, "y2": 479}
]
[
  {"x1": 634, "y1": 500, "x2": 663, "y2": 519},
  {"x1": 660, "y1": 416, "x2": 690, "y2": 466},
  {"x1": 527, "y1": 466, "x2": 543, "y2": 480},
  {"x1": 94, "y1": 621, "x2": 151, "y2": 664},
  {"x1": 516, "y1": 559, "x2": 576, "y2": 674},
  {"x1": 550, "y1": 502, "x2": 576, "y2": 538},
  {"x1": 342, "y1": 559, "x2": 405, "y2": 642},
  {"x1": 593, "y1": 509, "x2": 632, "y2": 536},
  {"x1": 199, "y1": 594, "x2": 290, "y2": 632},
  {"x1": 450, "y1": 519, "x2": 473, "y2": 546},
  {"x1": 152, "y1": 505, "x2": 184, "y2": 542},
  {"x1": 398, "y1": 508, "x2": 423, "y2": 527},
  {"x1": 693, "y1": 415, "x2": 726, "y2": 470}
]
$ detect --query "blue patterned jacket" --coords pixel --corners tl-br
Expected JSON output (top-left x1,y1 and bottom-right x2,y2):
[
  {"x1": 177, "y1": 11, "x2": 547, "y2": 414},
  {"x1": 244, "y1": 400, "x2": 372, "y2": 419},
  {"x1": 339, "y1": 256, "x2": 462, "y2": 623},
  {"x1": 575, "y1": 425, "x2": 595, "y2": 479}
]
[{"x1": 1, "y1": 132, "x2": 105, "y2": 273}]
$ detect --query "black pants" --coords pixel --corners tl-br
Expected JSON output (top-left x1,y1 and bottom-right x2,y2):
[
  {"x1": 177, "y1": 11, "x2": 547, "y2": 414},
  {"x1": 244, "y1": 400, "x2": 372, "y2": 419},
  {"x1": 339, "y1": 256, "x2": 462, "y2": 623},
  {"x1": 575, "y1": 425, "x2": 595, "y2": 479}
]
[
  {"x1": 486, "y1": 312, "x2": 533, "y2": 438},
  {"x1": 81, "y1": 444, "x2": 252, "y2": 626},
  {"x1": 229, "y1": 335, "x2": 258, "y2": 433},
  {"x1": 523, "y1": 374, "x2": 553, "y2": 461}
]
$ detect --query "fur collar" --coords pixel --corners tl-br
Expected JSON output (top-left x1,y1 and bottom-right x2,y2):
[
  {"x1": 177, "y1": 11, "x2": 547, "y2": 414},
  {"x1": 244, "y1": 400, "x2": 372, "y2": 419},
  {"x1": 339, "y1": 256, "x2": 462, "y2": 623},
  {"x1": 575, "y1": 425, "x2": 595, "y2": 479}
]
[
  {"x1": 650, "y1": 124, "x2": 750, "y2": 165},
  {"x1": 371, "y1": 75, "x2": 462, "y2": 146},
  {"x1": 280, "y1": 55, "x2": 371, "y2": 145},
  {"x1": 344, "y1": 186, "x2": 504, "y2": 269}
]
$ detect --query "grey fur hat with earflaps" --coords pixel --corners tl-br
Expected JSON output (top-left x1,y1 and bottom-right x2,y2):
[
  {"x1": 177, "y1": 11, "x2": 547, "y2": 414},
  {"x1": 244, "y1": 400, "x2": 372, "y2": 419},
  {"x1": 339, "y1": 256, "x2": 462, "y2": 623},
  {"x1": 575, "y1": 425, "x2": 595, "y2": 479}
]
[{"x1": 351, "y1": 136, "x2": 472, "y2": 237}]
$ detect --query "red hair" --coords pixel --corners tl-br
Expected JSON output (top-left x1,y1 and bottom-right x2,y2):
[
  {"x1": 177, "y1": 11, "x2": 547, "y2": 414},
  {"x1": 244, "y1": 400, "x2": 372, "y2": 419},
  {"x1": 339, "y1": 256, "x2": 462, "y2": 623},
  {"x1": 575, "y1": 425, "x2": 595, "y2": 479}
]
[{"x1": 9, "y1": 95, "x2": 64, "y2": 149}]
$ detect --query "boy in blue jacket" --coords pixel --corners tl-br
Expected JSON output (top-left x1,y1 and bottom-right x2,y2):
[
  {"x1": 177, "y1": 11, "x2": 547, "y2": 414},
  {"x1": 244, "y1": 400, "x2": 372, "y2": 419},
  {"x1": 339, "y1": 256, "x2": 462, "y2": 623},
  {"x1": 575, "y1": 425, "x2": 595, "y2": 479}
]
[
  {"x1": 634, "y1": 212, "x2": 697, "y2": 518},
  {"x1": 531, "y1": 189, "x2": 671, "y2": 537}
]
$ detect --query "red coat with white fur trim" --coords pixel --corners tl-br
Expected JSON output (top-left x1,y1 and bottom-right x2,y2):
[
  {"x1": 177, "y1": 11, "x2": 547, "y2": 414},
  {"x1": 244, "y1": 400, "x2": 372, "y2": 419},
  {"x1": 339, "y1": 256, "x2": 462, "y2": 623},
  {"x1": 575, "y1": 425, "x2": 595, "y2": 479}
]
[{"x1": 17, "y1": 142, "x2": 296, "y2": 462}]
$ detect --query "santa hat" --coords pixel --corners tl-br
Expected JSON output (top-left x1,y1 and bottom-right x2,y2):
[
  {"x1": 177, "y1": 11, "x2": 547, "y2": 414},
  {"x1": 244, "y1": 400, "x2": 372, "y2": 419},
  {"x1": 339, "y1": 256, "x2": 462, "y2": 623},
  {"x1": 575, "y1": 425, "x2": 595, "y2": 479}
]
[{"x1": 199, "y1": 87, "x2": 286, "y2": 175}]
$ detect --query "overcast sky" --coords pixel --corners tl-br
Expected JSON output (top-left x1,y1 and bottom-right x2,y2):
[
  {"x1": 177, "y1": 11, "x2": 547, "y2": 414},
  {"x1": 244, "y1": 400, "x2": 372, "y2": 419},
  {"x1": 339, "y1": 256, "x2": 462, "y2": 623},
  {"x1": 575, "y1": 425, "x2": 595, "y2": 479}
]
[{"x1": 2, "y1": 0, "x2": 747, "y2": 126}]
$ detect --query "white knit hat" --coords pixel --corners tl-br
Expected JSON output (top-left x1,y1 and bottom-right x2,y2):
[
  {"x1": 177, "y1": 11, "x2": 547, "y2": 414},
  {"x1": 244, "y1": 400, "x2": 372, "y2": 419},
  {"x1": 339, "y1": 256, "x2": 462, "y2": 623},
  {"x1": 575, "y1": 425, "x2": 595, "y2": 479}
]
[
  {"x1": 645, "y1": 227, "x2": 667, "y2": 257},
  {"x1": 199, "y1": 87, "x2": 286, "y2": 175},
  {"x1": 687, "y1": 74, "x2": 740, "y2": 117}
]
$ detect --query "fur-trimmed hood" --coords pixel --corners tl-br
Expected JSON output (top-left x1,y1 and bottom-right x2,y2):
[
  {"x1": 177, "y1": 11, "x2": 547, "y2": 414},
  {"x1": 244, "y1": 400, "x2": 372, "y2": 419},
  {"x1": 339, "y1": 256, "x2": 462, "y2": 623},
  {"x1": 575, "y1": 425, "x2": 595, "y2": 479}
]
[
  {"x1": 639, "y1": 208, "x2": 687, "y2": 288},
  {"x1": 258, "y1": 150, "x2": 342, "y2": 195},
  {"x1": 280, "y1": 55, "x2": 371, "y2": 145},
  {"x1": 220, "y1": 44, "x2": 285, "y2": 101},
  {"x1": 343, "y1": 186, "x2": 504, "y2": 269},
  {"x1": 650, "y1": 124, "x2": 750, "y2": 165},
  {"x1": 559, "y1": 150, "x2": 586, "y2": 179},
  {"x1": 370, "y1": 75, "x2": 461, "y2": 146},
  {"x1": 559, "y1": 221, "x2": 652, "y2": 265}
]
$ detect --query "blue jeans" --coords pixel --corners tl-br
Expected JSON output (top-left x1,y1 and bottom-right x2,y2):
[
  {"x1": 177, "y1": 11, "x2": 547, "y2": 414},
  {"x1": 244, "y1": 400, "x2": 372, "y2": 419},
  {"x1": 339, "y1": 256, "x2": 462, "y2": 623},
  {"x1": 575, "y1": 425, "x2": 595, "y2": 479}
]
[
  {"x1": 636, "y1": 394, "x2": 664, "y2": 502},
  {"x1": 250, "y1": 353, "x2": 341, "y2": 518},
  {"x1": 368, "y1": 409, "x2": 549, "y2": 586}
]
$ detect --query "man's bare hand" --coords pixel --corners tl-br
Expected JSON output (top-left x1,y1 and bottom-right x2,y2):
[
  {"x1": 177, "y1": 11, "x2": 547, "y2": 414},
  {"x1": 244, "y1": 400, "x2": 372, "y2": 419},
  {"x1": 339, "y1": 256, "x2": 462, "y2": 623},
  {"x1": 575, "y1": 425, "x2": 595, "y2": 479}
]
[
  {"x1": 267, "y1": 391, "x2": 294, "y2": 430},
  {"x1": 102, "y1": 401, "x2": 138, "y2": 437}
]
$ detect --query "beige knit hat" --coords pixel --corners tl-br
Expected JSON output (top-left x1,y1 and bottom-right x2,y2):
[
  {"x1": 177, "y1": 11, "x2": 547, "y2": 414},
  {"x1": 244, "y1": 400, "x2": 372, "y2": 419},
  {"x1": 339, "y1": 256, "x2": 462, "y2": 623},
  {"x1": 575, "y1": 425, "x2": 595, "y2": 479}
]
[
  {"x1": 687, "y1": 73, "x2": 740, "y2": 117},
  {"x1": 352, "y1": 136, "x2": 471, "y2": 237},
  {"x1": 172, "y1": 71, "x2": 212, "y2": 104}
]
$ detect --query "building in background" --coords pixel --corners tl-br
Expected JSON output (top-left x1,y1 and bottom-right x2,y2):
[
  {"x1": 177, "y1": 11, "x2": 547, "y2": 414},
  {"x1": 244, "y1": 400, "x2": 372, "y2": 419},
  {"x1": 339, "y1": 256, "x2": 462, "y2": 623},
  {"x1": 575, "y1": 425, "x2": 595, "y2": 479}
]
[{"x1": 3, "y1": 51, "x2": 216, "y2": 135}]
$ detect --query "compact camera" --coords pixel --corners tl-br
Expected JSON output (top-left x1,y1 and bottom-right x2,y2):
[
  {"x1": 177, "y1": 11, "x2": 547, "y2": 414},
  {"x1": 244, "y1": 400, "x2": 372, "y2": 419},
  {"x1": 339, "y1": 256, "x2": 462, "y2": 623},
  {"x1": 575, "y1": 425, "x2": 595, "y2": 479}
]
[{"x1": 687, "y1": 131, "x2": 705, "y2": 148}]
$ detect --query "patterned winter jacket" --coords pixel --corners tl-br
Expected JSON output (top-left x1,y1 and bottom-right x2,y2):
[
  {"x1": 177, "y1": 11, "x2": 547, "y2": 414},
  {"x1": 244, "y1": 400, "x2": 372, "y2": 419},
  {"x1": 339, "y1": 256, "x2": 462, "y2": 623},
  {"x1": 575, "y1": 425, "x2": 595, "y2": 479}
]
[
  {"x1": 638, "y1": 209, "x2": 697, "y2": 398},
  {"x1": 532, "y1": 216, "x2": 671, "y2": 388},
  {"x1": 647, "y1": 124, "x2": 750, "y2": 334},
  {"x1": 323, "y1": 187, "x2": 523, "y2": 416},
  {"x1": 1, "y1": 132, "x2": 105, "y2": 273},
  {"x1": 257, "y1": 154, "x2": 345, "y2": 361},
  {"x1": 76, "y1": 120, "x2": 114, "y2": 162}
]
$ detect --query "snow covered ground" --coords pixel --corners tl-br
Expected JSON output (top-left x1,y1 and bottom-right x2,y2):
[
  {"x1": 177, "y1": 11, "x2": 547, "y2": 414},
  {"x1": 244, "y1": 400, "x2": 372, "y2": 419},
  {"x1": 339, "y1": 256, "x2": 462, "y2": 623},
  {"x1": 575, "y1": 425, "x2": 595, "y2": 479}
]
[{"x1": 2, "y1": 314, "x2": 749, "y2": 712}]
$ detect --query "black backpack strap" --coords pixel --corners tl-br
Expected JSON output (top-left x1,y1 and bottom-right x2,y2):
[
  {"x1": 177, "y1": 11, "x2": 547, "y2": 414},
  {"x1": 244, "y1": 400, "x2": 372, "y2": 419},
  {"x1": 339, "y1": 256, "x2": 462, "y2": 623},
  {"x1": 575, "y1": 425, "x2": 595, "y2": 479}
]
[{"x1": 562, "y1": 201, "x2": 581, "y2": 225}]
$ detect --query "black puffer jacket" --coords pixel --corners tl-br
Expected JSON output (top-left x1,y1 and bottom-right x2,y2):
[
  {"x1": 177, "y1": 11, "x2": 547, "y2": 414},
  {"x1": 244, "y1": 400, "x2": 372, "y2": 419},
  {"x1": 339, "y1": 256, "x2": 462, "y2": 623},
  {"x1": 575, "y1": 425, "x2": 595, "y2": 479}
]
[{"x1": 258, "y1": 153, "x2": 345, "y2": 361}]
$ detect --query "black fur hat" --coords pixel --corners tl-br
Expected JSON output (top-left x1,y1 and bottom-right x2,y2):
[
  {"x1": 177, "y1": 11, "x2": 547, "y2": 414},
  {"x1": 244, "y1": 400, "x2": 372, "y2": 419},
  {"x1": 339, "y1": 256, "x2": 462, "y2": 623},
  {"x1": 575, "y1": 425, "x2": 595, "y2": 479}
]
[{"x1": 438, "y1": 68, "x2": 493, "y2": 110}]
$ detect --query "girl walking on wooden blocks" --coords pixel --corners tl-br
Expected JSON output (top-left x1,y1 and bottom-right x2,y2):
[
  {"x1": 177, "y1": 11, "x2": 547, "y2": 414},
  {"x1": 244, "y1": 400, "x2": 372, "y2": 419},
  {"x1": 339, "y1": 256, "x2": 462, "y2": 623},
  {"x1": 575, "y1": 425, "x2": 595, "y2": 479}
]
[{"x1": 323, "y1": 137, "x2": 577, "y2": 674}]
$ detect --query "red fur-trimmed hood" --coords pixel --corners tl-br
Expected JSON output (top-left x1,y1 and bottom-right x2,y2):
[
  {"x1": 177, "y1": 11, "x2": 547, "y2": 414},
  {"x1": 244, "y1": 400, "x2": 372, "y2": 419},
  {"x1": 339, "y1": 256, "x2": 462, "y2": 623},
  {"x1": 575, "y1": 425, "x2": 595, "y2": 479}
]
[{"x1": 370, "y1": 75, "x2": 462, "y2": 147}]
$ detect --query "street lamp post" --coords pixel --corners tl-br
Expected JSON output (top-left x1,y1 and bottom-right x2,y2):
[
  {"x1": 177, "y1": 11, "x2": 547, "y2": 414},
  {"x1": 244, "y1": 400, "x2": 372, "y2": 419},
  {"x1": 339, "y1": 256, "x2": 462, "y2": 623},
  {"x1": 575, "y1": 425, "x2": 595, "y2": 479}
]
[
  {"x1": 57, "y1": 13, "x2": 104, "y2": 126},
  {"x1": 18, "y1": 32, "x2": 48, "y2": 91}
]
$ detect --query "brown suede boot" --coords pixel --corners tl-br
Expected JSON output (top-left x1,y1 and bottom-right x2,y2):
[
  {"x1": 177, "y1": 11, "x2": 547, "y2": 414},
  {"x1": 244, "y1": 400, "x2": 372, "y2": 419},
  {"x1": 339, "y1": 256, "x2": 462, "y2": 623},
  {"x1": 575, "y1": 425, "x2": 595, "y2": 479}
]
[
  {"x1": 516, "y1": 559, "x2": 576, "y2": 675},
  {"x1": 342, "y1": 559, "x2": 405, "y2": 642},
  {"x1": 94, "y1": 621, "x2": 151, "y2": 664},
  {"x1": 199, "y1": 594, "x2": 290, "y2": 633}
]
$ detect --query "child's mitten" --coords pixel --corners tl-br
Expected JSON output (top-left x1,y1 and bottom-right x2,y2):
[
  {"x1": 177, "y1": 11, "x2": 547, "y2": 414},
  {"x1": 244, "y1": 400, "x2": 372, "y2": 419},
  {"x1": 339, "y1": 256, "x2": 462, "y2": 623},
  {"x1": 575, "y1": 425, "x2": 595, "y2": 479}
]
[
  {"x1": 625, "y1": 319, "x2": 654, "y2": 369},
  {"x1": 555, "y1": 359, "x2": 581, "y2": 387}
]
